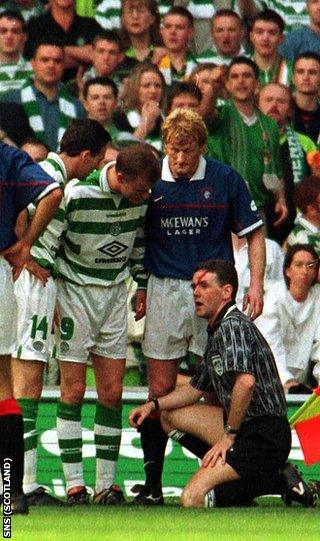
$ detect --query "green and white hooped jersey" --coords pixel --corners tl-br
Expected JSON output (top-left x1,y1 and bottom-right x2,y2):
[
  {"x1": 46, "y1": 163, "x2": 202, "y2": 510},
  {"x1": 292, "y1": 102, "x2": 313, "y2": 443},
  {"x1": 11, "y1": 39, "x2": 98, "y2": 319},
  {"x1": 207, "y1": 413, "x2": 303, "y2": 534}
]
[
  {"x1": 29, "y1": 153, "x2": 68, "y2": 272},
  {"x1": 56, "y1": 161, "x2": 148, "y2": 288},
  {"x1": 95, "y1": 0, "x2": 171, "y2": 30},
  {"x1": 0, "y1": 57, "x2": 33, "y2": 96},
  {"x1": 261, "y1": 1, "x2": 309, "y2": 33},
  {"x1": 287, "y1": 215, "x2": 320, "y2": 256},
  {"x1": 196, "y1": 45, "x2": 248, "y2": 65}
]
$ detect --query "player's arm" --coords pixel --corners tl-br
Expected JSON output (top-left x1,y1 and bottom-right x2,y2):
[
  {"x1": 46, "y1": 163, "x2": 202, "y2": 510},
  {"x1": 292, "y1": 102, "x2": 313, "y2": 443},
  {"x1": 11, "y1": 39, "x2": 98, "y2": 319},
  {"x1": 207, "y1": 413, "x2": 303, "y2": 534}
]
[
  {"x1": 129, "y1": 383, "x2": 203, "y2": 428},
  {"x1": 202, "y1": 372, "x2": 255, "y2": 467},
  {"x1": 2, "y1": 187, "x2": 62, "y2": 277},
  {"x1": 244, "y1": 226, "x2": 265, "y2": 319}
]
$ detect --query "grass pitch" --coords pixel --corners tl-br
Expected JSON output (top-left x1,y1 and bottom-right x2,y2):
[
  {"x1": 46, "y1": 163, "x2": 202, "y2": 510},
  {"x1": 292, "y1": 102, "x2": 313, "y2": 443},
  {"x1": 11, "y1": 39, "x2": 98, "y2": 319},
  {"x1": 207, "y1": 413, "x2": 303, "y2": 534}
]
[{"x1": 9, "y1": 499, "x2": 320, "y2": 541}]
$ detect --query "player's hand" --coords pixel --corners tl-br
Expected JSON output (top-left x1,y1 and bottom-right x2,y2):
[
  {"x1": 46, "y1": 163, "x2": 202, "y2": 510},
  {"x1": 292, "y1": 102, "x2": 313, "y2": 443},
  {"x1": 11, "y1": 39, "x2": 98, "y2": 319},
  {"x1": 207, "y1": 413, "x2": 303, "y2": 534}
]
[
  {"x1": 273, "y1": 200, "x2": 288, "y2": 226},
  {"x1": 242, "y1": 284, "x2": 264, "y2": 320},
  {"x1": 1, "y1": 239, "x2": 32, "y2": 281},
  {"x1": 25, "y1": 259, "x2": 50, "y2": 286},
  {"x1": 129, "y1": 402, "x2": 155, "y2": 428},
  {"x1": 202, "y1": 434, "x2": 235, "y2": 468},
  {"x1": 135, "y1": 289, "x2": 146, "y2": 321}
]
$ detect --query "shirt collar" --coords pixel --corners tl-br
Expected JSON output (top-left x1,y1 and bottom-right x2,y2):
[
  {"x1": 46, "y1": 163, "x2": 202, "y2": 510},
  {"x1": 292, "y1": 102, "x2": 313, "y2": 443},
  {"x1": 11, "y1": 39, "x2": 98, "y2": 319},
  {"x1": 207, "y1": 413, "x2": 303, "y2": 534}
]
[
  {"x1": 161, "y1": 155, "x2": 207, "y2": 182},
  {"x1": 296, "y1": 214, "x2": 320, "y2": 233},
  {"x1": 99, "y1": 160, "x2": 116, "y2": 193},
  {"x1": 208, "y1": 301, "x2": 237, "y2": 334}
]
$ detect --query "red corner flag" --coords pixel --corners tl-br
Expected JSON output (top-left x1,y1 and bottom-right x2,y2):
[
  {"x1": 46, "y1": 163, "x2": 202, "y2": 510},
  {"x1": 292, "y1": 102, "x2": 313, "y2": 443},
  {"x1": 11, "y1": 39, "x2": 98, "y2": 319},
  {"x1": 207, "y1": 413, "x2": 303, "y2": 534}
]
[{"x1": 289, "y1": 386, "x2": 320, "y2": 466}]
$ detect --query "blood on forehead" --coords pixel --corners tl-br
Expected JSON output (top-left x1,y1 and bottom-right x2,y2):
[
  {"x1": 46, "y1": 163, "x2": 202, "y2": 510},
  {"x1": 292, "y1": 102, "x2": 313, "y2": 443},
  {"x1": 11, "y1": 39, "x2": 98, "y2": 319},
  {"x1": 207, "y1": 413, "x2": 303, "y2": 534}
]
[{"x1": 192, "y1": 270, "x2": 210, "y2": 288}]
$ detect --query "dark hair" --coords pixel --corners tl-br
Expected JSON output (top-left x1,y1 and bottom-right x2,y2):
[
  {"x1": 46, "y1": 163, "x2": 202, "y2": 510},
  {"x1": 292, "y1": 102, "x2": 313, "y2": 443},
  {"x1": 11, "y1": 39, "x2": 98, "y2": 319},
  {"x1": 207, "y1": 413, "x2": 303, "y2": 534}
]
[
  {"x1": 227, "y1": 56, "x2": 260, "y2": 80},
  {"x1": 32, "y1": 39, "x2": 65, "y2": 58},
  {"x1": 293, "y1": 52, "x2": 320, "y2": 69},
  {"x1": 120, "y1": 0, "x2": 162, "y2": 49},
  {"x1": 60, "y1": 119, "x2": 111, "y2": 156},
  {"x1": 83, "y1": 76, "x2": 118, "y2": 100},
  {"x1": 167, "y1": 81, "x2": 202, "y2": 111},
  {"x1": 293, "y1": 175, "x2": 320, "y2": 213},
  {"x1": 195, "y1": 259, "x2": 239, "y2": 301},
  {"x1": 164, "y1": 6, "x2": 194, "y2": 27},
  {"x1": 0, "y1": 10, "x2": 26, "y2": 32},
  {"x1": 283, "y1": 243, "x2": 319, "y2": 288},
  {"x1": 251, "y1": 9, "x2": 285, "y2": 33},
  {"x1": 116, "y1": 142, "x2": 159, "y2": 184},
  {"x1": 93, "y1": 30, "x2": 122, "y2": 50},
  {"x1": 213, "y1": 9, "x2": 242, "y2": 24}
]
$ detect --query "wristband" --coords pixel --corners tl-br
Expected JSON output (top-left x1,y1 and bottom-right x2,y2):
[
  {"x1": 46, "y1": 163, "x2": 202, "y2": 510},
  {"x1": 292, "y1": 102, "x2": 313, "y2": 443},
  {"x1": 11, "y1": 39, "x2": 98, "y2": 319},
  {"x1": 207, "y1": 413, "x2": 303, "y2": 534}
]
[
  {"x1": 224, "y1": 423, "x2": 239, "y2": 435},
  {"x1": 148, "y1": 397, "x2": 160, "y2": 411}
]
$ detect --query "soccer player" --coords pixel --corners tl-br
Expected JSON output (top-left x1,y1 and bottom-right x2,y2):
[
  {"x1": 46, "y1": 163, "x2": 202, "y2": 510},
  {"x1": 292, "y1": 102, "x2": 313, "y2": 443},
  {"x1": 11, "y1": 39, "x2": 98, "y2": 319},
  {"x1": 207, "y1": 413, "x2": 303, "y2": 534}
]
[
  {"x1": 55, "y1": 143, "x2": 159, "y2": 505},
  {"x1": 0, "y1": 143, "x2": 62, "y2": 514},
  {"x1": 129, "y1": 259, "x2": 316, "y2": 508},
  {"x1": 10, "y1": 119, "x2": 111, "y2": 506},
  {"x1": 132, "y1": 108, "x2": 265, "y2": 505}
]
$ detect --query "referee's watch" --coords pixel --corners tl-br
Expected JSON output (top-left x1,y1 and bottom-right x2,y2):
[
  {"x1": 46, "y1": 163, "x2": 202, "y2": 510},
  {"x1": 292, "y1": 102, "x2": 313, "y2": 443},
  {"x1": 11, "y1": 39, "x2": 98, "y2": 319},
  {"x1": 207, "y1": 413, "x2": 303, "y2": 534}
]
[{"x1": 224, "y1": 423, "x2": 239, "y2": 435}]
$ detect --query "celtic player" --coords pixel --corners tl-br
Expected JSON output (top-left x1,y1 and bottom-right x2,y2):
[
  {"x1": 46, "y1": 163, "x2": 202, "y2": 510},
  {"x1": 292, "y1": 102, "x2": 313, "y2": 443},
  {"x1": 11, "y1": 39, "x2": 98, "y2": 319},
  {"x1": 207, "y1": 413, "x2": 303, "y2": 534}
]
[
  {"x1": 11, "y1": 119, "x2": 110, "y2": 506},
  {"x1": 55, "y1": 143, "x2": 159, "y2": 506}
]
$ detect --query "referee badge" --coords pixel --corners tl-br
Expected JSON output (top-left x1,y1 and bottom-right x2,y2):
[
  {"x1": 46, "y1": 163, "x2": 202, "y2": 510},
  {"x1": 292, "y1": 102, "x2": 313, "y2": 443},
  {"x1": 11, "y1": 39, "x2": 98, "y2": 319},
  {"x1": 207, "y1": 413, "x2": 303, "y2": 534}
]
[{"x1": 210, "y1": 354, "x2": 223, "y2": 376}]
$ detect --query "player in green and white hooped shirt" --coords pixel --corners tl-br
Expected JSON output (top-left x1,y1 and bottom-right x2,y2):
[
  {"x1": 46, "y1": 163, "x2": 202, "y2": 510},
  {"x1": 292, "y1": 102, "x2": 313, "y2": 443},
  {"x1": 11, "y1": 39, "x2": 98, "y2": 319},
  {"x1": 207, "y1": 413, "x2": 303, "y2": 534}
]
[
  {"x1": 11, "y1": 119, "x2": 111, "y2": 507},
  {"x1": 0, "y1": 11, "x2": 32, "y2": 96},
  {"x1": 55, "y1": 144, "x2": 159, "y2": 506}
]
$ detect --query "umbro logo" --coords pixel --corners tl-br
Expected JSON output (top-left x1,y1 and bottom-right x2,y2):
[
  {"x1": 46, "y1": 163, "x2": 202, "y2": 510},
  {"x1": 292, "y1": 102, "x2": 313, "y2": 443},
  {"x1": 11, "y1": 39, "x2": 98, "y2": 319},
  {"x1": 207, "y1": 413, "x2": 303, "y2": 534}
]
[{"x1": 98, "y1": 241, "x2": 127, "y2": 257}]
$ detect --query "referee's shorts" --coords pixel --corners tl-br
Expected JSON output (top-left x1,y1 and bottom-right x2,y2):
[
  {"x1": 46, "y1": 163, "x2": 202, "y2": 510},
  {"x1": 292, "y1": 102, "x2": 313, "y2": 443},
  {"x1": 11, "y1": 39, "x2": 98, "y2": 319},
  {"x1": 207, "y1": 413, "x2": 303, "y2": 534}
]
[{"x1": 226, "y1": 415, "x2": 291, "y2": 478}]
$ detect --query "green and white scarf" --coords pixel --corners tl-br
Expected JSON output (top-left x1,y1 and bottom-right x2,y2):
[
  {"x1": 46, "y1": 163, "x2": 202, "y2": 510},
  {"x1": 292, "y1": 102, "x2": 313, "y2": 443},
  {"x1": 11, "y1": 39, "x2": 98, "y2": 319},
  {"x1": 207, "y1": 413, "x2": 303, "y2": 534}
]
[
  {"x1": 20, "y1": 79, "x2": 78, "y2": 143},
  {"x1": 284, "y1": 124, "x2": 307, "y2": 185}
]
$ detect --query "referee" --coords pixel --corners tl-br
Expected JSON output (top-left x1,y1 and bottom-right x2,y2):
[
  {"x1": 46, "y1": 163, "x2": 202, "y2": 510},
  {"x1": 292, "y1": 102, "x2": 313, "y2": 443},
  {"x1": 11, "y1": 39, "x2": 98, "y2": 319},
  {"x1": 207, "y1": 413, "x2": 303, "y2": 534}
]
[{"x1": 129, "y1": 259, "x2": 316, "y2": 507}]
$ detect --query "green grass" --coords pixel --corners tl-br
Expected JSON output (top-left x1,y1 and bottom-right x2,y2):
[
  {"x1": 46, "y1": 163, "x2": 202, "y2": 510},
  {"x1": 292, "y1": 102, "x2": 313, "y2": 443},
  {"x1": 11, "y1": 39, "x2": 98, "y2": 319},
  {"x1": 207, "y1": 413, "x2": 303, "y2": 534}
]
[{"x1": 9, "y1": 499, "x2": 320, "y2": 541}]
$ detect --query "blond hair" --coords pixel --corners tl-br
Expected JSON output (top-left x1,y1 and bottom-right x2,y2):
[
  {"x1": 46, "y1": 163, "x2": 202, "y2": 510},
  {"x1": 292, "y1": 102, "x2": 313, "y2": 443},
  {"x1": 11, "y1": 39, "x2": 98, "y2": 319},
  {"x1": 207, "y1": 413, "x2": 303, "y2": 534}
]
[{"x1": 162, "y1": 108, "x2": 207, "y2": 147}]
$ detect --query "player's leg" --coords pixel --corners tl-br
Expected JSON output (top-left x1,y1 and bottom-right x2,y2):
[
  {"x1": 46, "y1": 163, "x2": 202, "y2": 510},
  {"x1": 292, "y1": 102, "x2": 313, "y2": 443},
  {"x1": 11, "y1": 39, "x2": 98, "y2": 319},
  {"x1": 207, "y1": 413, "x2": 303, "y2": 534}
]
[
  {"x1": 138, "y1": 276, "x2": 194, "y2": 504},
  {"x1": 90, "y1": 281, "x2": 128, "y2": 505},
  {"x1": 0, "y1": 258, "x2": 27, "y2": 514},
  {"x1": 11, "y1": 270, "x2": 59, "y2": 504},
  {"x1": 91, "y1": 355, "x2": 126, "y2": 505},
  {"x1": 55, "y1": 279, "x2": 90, "y2": 505}
]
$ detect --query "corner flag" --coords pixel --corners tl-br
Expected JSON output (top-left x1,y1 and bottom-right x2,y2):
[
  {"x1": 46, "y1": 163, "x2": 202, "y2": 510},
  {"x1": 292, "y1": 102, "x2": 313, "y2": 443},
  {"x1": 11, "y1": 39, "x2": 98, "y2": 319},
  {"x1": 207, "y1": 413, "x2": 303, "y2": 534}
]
[{"x1": 289, "y1": 386, "x2": 320, "y2": 465}]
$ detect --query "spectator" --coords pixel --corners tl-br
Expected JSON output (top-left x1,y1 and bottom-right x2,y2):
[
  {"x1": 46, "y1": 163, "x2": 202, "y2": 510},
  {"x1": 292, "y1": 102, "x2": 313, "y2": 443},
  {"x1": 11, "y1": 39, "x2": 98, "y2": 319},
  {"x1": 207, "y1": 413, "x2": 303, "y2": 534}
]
[
  {"x1": 258, "y1": 82, "x2": 316, "y2": 243},
  {"x1": 95, "y1": 0, "x2": 170, "y2": 32},
  {"x1": 71, "y1": 30, "x2": 138, "y2": 98},
  {"x1": 249, "y1": 9, "x2": 292, "y2": 87},
  {"x1": 262, "y1": 0, "x2": 309, "y2": 32},
  {"x1": 119, "y1": 0, "x2": 162, "y2": 62},
  {"x1": 196, "y1": 10, "x2": 246, "y2": 66},
  {"x1": 232, "y1": 233, "x2": 284, "y2": 308},
  {"x1": 0, "y1": 1, "x2": 45, "y2": 23},
  {"x1": 167, "y1": 81, "x2": 201, "y2": 113},
  {"x1": 189, "y1": 63, "x2": 228, "y2": 121},
  {"x1": 83, "y1": 77, "x2": 122, "y2": 139},
  {"x1": 0, "y1": 11, "x2": 32, "y2": 96},
  {"x1": 256, "y1": 244, "x2": 320, "y2": 391},
  {"x1": 1, "y1": 40, "x2": 86, "y2": 151},
  {"x1": 113, "y1": 62, "x2": 166, "y2": 152},
  {"x1": 291, "y1": 52, "x2": 320, "y2": 145},
  {"x1": 280, "y1": 0, "x2": 320, "y2": 60},
  {"x1": 286, "y1": 176, "x2": 320, "y2": 255},
  {"x1": 157, "y1": 7, "x2": 197, "y2": 90},
  {"x1": 24, "y1": 0, "x2": 102, "y2": 82},
  {"x1": 208, "y1": 57, "x2": 287, "y2": 234}
]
